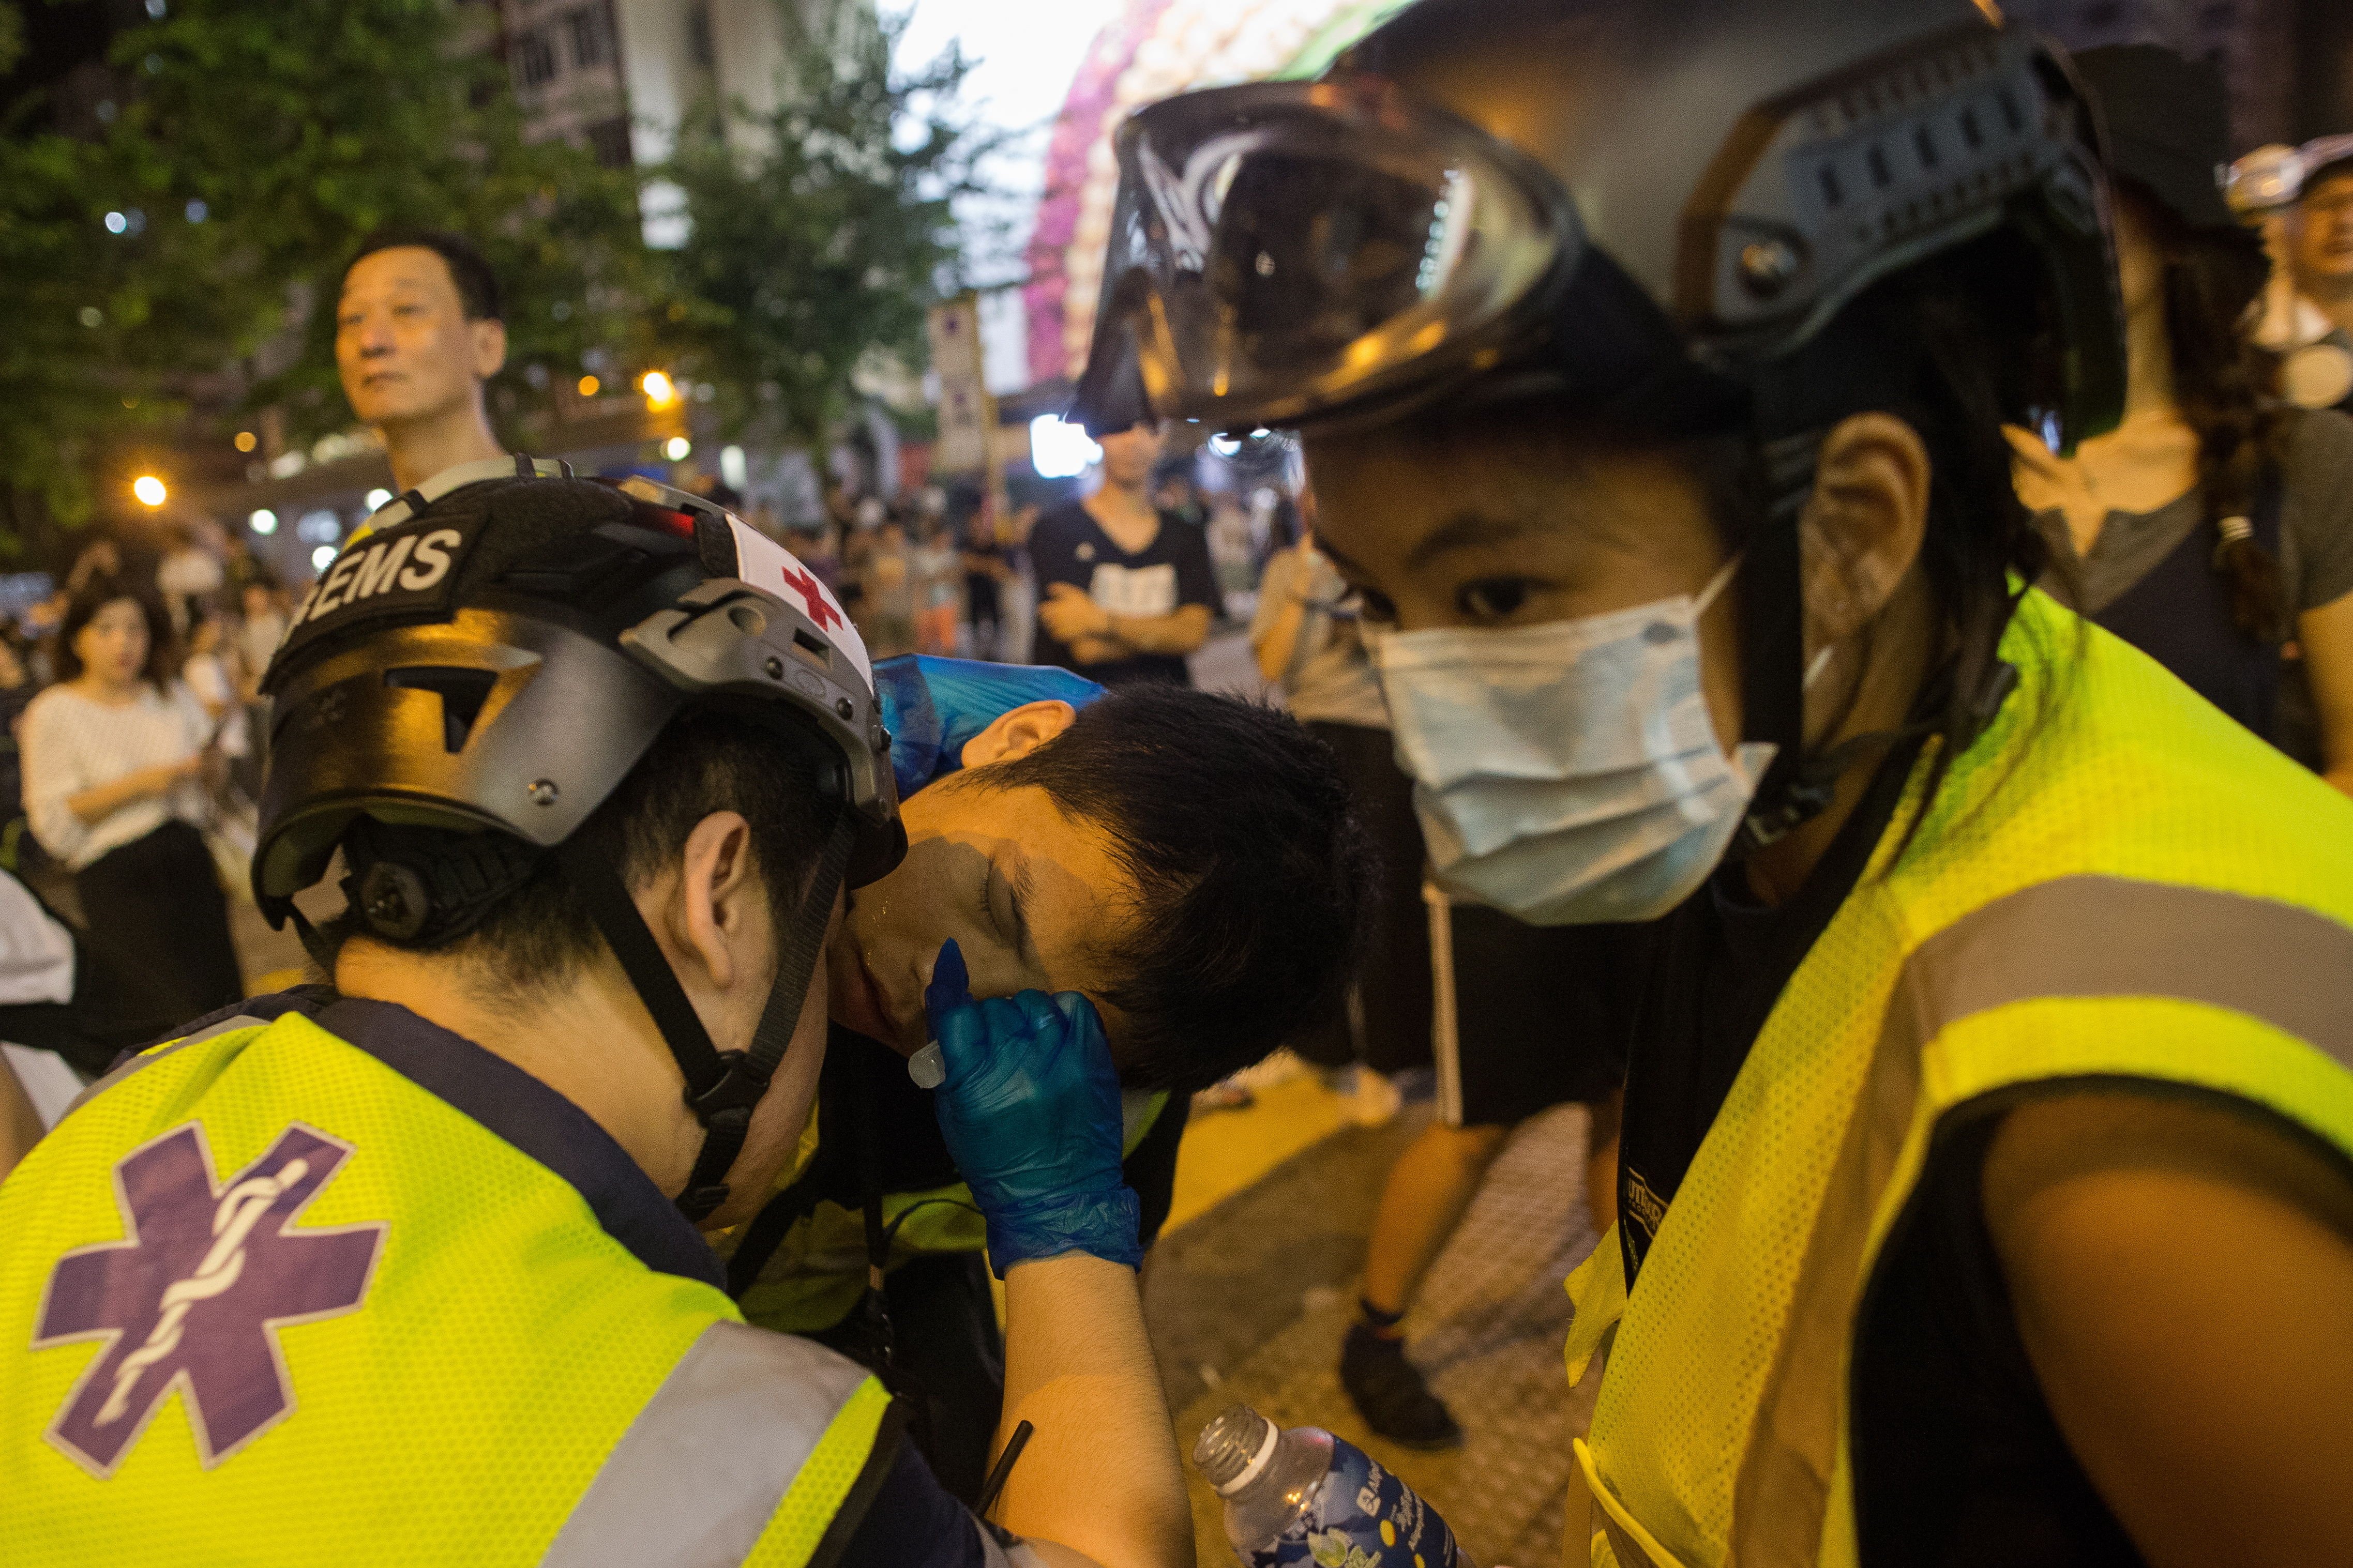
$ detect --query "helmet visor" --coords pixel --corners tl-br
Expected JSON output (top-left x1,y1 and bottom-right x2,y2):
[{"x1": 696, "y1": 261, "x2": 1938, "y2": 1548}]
[{"x1": 1073, "y1": 80, "x2": 1575, "y2": 435}]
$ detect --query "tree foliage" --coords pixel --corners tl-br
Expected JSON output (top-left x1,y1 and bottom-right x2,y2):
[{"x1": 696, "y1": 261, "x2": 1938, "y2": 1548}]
[
  {"x1": 661, "y1": 0, "x2": 996, "y2": 448},
  {"x1": 0, "y1": 0, "x2": 654, "y2": 527}
]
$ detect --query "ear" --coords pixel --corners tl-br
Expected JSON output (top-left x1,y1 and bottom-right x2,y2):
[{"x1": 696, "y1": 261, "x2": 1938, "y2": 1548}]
[
  {"x1": 471, "y1": 316, "x2": 509, "y2": 380},
  {"x1": 659, "y1": 810, "x2": 765, "y2": 996},
  {"x1": 958, "y1": 699, "x2": 1078, "y2": 769},
  {"x1": 1799, "y1": 411, "x2": 1932, "y2": 650}
]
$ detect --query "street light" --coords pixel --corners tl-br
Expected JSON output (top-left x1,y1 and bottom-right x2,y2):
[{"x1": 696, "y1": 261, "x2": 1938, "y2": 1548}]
[
  {"x1": 249, "y1": 509, "x2": 278, "y2": 536},
  {"x1": 578, "y1": 375, "x2": 601, "y2": 398},
  {"x1": 233, "y1": 431, "x2": 257, "y2": 453},
  {"x1": 640, "y1": 371, "x2": 677, "y2": 408},
  {"x1": 132, "y1": 475, "x2": 167, "y2": 507},
  {"x1": 364, "y1": 489, "x2": 393, "y2": 512},
  {"x1": 664, "y1": 436, "x2": 692, "y2": 462}
]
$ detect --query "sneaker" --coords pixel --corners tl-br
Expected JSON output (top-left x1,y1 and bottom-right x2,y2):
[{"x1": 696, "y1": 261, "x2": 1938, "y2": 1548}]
[{"x1": 1338, "y1": 1322, "x2": 1462, "y2": 1449}]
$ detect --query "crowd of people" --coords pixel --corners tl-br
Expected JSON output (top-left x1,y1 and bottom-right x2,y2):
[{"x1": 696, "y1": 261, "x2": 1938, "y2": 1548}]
[
  {"x1": 0, "y1": 526, "x2": 294, "y2": 1041},
  {"x1": 2, "y1": 7, "x2": 2352, "y2": 1567}
]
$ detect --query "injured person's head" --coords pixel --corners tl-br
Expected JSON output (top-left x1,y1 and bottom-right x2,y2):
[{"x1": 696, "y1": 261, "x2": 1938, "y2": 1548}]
[{"x1": 828, "y1": 681, "x2": 1370, "y2": 1091}]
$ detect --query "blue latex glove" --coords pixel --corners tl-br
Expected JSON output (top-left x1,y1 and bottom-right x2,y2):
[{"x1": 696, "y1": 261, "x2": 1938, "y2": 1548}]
[
  {"x1": 874, "y1": 656, "x2": 1104, "y2": 802},
  {"x1": 923, "y1": 938, "x2": 1142, "y2": 1275}
]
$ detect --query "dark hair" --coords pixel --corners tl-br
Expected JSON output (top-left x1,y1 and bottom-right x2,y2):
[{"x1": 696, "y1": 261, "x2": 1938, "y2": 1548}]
[
  {"x1": 343, "y1": 228, "x2": 504, "y2": 322},
  {"x1": 1746, "y1": 239, "x2": 2078, "y2": 850},
  {"x1": 979, "y1": 684, "x2": 1371, "y2": 1091},
  {"x1": 2123, "y1": 182, "x2": 2290, "y2": 644},
  {"x1": 2306, "y1": 156, "x2": 2353, "y2": 198},
  {"x1": 334, "y1": 708, "x2": 839, "y2": 1000},
  {"x1": 55, "y1": 582, "x2": 176, "y2": 690}
]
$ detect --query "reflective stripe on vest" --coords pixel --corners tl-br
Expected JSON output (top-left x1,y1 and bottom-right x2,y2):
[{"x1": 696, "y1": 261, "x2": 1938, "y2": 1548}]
[
  {"x1": 1728, "y1": 875, "x2": 2353, "y2": 1568},
  {"x1": 1567, "y1": 593, "x2": 2353, "y2": 1568},
  {"x1": 542, "y1": 1320, "x2": 884, "y2": 1568}
]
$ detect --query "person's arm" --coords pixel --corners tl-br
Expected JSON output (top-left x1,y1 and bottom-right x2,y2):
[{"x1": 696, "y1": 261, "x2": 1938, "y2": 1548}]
[
  {"x1": 1250, "y1": 540, "x2": 1322, "y2": 686},
  {"x1": 1984, "y1": 1089, "x2": 2353, "y2": 1568},
  {"x1": 2298, "y1": 588, "x2": 2353, "y2": 797},
  {"x1": 1038, "y1": 586, "x2": 1212, "y2": 659},
  {"x1": 925, "y1": 943, "x2": 1191, "y2": 1568},
  {"x1": 64, "y1": 760, "x2": 195, "y2": 827},
  {"x1": 994, "y1": 1252, "x2": 1188, "y2": 1567}
]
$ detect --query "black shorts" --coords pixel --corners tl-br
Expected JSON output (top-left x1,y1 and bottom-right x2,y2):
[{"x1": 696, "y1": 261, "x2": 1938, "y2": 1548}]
[{"x1": 1428, "y1": 885, "x2": 1638, "y2": 1128}]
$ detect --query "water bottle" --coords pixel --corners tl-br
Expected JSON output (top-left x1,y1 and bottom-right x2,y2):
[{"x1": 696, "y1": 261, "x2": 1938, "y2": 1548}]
[{"x1": 1193, "y1": 1403, "x2": 1471, "y2": 1567}]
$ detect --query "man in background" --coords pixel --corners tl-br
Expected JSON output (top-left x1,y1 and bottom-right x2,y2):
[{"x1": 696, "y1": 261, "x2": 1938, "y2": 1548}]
[
  {"x1": 1030, "y1": 423, "x2": 1216, "y2": 685},
  {"x1": 335, "y1": 229, "x2": 509, "y2": 493}
]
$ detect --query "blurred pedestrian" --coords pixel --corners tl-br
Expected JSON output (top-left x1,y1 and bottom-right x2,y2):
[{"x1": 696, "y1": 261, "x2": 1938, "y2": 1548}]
[
  {"x1": 21, "y1": 587, "x2": 242, "y2": 1033},
  {"x1": 2012, "y1": 47, "x2": 2353, "y2": 793},
  {"x1": 858, "y1": 516, "x2": 916, "y2": 659},
  {"x1": 2292, "y1": 138, "x2": 2353, "y2": 353},
  {"x1": 912, "y1": 518, "x2": 964, "y2": 656},
  {"x1": 235, "y1": 577, "x2": 287, "y2": 695},
  {"x1": 1031, "y1": 422, "x2": 1216, "y2": 685},
  {"x1": 336, "y1": 229, "x2": 508, "y2": 491},
  {"x1": 155, "y1": 521, "x2": 225, "y2": 635},
  {"x1": 180, "y1": 602, "x2": 249, "y2": 760}
]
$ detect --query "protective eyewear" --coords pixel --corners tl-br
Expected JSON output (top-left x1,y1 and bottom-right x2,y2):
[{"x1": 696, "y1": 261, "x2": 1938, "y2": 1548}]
[{"x1": 1071, "y1": 79, "x2": 1577, "y2": 436}]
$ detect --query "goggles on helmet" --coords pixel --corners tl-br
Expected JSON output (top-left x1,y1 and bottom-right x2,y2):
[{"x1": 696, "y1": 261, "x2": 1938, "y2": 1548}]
[
  {"x1": 1073, "y1": 26, "x2": 2120, "y2": 449},
  {"x1": 1073, "y1": 78, "x2": 1573, "y2": 436}
]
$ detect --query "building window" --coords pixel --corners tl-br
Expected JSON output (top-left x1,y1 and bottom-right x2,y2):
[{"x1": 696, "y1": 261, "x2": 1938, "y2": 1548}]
[
  {"x1": 586, "y1": 116, "x2": 633, "y2": 169},
  {"x1": 566, "y1": 5, "x2": 609, "y2": 70},
  {"x1": 686, "y1": 1, "x2": 715, "y2": 70},
  {"x1": 515, "y1": 26, "x2": 559, "y2": 88}
]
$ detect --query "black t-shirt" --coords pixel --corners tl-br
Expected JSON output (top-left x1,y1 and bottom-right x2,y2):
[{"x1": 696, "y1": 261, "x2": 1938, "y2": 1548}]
[
  {"x1": 1616, "y1": 735, "x2": 1924, "y2": 1283},
  {"x1": 1027, "y1": 500, "x2": 1218, "y2": 687},
  {"x1": 1615, "y1": 739, "x2": 2150, "y2": 1566}
]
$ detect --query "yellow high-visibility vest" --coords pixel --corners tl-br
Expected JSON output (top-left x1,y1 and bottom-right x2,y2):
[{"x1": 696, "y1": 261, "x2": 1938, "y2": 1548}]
[
  {"x1": 0, "y1": 1002, "x2": 893, "y2": 1565},
  {"x1": 1563, "y1": 590, "x2": 2353, "y2": 1568}
]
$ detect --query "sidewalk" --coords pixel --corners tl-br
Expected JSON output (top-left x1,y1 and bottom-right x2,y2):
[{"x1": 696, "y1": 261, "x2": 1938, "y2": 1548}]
[{"x1": 1152, "y1": 1092, "x2": 1601, "y2": 1566}]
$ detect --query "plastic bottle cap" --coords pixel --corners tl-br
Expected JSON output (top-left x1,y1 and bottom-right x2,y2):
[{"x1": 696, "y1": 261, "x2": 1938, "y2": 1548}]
[{"x1": 1214, "y1": 1417, "x2": 1281, "y2": 1497}]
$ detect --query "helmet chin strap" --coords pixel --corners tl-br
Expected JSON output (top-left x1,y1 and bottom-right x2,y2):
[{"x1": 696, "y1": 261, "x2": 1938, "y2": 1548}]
[
  {"x1": 1727, "y1": 428, "x2": 2023, "y2": 859},
  {"x1": 559, "y1": 816, "x2": 856, "y2": 1224},
  {"x1": 1732, "y1": 432, "x2": 1833, "y2": 855}
]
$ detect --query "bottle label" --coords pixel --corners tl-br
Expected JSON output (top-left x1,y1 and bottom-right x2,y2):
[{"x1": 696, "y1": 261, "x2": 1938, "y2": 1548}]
[{"x1": 1245, "y1": 1438, "x2": 1466, "y2": 1568}]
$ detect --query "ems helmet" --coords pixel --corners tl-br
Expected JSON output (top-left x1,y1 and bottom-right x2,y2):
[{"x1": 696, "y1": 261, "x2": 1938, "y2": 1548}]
[{"x1": 255, "y1": 455, "x2": 904, "y2": 1219}]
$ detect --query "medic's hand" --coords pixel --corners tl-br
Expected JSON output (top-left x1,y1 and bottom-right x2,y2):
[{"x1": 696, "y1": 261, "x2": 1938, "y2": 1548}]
[{"x1": 924, "y1": 938, "x2": 1142, "y2": 1275}]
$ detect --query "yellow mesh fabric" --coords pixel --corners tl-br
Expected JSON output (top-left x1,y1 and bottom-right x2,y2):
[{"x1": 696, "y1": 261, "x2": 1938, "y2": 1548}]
[
  {"x1": 1580, "y1": 595, "x2": 2353, "y2": 1568},
  {"x1": 0, "y1": 1015, "x2": 742, "y2": 1564},
  {"x1": 745, "y1": 1376, "x2": 893, "y2": 1565}
]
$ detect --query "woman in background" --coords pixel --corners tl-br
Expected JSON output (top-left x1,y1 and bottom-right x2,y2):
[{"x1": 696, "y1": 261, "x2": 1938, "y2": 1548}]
[
  {"x1": 2011, "y1": 47, "x2": 2353, "y2": 791},
  {"x1": 21, "y1": 586, "x2": 242, "y2": 1034}
]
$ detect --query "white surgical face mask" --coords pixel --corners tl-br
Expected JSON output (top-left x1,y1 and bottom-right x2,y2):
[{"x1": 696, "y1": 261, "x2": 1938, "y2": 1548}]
[{"x1": 1371, "y1": 559, "x2": 1775, "y2": 925}]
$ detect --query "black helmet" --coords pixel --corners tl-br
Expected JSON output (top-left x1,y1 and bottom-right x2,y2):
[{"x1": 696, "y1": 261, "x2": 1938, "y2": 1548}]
[
  {"x1": 1072, "y1": 0, "x2": 2121, "y2": 444},
  {"x1": 1070, "y1": 0, "x2": 2126, "y2": 847},
  {"x1": 257, "y1": 455, "x2": 903, "y2": 1220}
]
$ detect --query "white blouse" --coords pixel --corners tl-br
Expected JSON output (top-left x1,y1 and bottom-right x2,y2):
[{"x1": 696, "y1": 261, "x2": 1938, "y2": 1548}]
[{"x1": 21, "y1": 683, "x2": 213, "y2": 871}]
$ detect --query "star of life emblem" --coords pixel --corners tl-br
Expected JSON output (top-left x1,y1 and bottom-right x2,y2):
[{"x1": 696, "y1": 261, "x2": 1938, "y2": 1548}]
[{"x1": 32, "y1": 1121, "x2": 386, "y2": 1477}]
